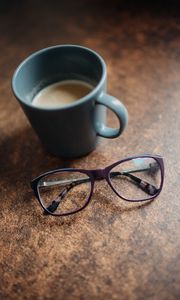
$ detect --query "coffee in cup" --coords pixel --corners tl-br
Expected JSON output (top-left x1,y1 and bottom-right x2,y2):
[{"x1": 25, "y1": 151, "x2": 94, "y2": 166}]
[{"x1": 32, "y1": 80, "x2": 93, "y2": 108}]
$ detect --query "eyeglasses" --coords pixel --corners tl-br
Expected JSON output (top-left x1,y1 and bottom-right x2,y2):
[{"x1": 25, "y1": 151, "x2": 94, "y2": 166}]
[{"x1": 31, "y1": 154, "x2": 164, "y2": 217}]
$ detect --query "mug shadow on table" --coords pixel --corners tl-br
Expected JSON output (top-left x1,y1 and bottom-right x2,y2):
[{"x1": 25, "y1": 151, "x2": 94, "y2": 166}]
[
  {"x1": 0, "y1": 126, "x2": 72, "y2": 178},
  {"x1": 0, "y1": 126, "x2": 154, "y2": 227}
]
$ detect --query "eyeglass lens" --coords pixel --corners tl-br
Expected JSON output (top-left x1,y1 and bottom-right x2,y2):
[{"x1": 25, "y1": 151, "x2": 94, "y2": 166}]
[
  {"x1": 109, "y1": 157, "x2": 162, "y2": 201},
  {"x1": 38, "y1": 171, "x2": 91, "y2": 215}
]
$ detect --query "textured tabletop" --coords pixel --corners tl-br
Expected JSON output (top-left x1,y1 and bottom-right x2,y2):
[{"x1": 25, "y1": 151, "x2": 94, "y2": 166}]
[{"x1": 0, "y1": 1, "x2": 180, "y2": 299}]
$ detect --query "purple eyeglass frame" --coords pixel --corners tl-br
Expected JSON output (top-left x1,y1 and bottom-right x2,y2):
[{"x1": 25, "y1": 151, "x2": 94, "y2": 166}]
[{"x1": 31, "y1": 154, "x2": 164, "y2": 217}]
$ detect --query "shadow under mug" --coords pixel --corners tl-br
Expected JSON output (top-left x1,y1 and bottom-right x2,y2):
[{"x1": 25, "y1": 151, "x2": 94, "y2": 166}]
[{"x1": 12, "y1": 45, "x2": 128, "y2": 158}]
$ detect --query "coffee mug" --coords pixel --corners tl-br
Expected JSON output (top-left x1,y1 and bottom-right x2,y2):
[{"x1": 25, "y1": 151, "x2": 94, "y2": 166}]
[{"x1": 12, "y1": 45, "x2": 128, "y2": 158}]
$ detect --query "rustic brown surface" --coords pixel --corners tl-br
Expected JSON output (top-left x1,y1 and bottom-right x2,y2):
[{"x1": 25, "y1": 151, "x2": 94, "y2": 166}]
[{"x1": 0, "y1": 1, "x2": 180, "y2": 299}]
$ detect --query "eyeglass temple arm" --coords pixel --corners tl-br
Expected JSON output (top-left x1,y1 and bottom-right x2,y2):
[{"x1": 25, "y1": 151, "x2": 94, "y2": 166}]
[
  {"x1": 110, "y1": 171, "x2": 159, "y2": 196},
  {"x1": 45, "y1": 165, "x2": 159, "y2": 213},
  {"x1": 44, "y1": 178, "x2": 89, "y2": 214},
  {"x1": 41, "y1": 162, "x2": 159, "y2": 188}
]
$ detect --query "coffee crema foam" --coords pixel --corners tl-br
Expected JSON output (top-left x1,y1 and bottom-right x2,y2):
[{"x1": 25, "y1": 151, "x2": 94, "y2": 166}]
[{"x1": 32, "y1": 80, "x2": 93, "y2": 108}]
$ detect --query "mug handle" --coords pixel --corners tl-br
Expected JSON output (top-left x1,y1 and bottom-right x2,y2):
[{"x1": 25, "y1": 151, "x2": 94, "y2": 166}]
[{"x1": 95, "y1": 93, "x2": 128, "y2": 138}]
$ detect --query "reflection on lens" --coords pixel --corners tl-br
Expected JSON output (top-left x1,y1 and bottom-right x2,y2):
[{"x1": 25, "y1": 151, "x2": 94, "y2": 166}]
[
  {"x1": 109, "y1": 157, "x2": 162, "y2": 201},
  {"x1": 38, "y1": 171, "x2": 91, "y2": 215}
]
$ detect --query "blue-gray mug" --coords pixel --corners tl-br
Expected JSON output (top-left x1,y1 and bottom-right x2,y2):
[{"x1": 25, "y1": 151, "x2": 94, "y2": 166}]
[{"x1": 12, "y1": 45, "x2": 128, "y2": 158}]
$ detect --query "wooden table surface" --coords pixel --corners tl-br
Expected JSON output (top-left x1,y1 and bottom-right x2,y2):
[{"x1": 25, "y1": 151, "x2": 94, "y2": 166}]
[{"x1": 0, "y1": 1, "x2": 180, "y2": 299}]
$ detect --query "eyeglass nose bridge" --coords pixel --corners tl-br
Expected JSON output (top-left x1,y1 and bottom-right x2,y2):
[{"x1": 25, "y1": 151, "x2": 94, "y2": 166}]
[{"x1": 91, "y1": 169, "x2": 106, "y2": 181}]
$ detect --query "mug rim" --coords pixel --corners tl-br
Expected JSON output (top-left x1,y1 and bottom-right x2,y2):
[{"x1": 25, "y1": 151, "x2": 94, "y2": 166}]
[{"x1": 12, "y1": 44, "x2": 107, "y2": 111}]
